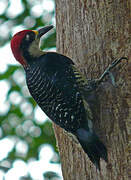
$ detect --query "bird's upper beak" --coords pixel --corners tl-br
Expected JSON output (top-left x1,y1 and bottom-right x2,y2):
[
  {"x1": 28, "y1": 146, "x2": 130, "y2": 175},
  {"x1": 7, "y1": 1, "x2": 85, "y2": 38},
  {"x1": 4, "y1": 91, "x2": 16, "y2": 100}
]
[{"x1": 38, "y1": 25, "x2": 54, "y2": 38}]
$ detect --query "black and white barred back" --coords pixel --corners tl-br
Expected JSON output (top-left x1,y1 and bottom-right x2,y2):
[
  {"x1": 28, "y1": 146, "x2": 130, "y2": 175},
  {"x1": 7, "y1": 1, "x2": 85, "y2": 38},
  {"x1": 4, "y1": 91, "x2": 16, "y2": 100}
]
[{"x1": 25, "y1": 52, "x2": 89, "y2": 133}]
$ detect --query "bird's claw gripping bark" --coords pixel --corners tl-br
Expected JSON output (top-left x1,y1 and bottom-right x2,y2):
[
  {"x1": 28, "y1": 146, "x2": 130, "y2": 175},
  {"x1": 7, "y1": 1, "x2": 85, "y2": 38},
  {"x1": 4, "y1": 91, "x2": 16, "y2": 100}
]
[{"x1": 96, "y1": 57, "x2": 128, "y2": 86}]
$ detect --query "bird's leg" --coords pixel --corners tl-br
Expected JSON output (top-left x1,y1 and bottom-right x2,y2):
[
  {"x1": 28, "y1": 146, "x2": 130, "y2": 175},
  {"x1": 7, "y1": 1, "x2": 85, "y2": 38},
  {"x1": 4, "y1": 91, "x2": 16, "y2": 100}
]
[
  {"x1": 88, "y1": 57, "x2": 128, "y2": 89},
  {"x1": 96, "y1": 57, "x2": 128, "y2": 86},
  {"x1": 85, "y1": 57, "x2": 128, "y2": 92}
]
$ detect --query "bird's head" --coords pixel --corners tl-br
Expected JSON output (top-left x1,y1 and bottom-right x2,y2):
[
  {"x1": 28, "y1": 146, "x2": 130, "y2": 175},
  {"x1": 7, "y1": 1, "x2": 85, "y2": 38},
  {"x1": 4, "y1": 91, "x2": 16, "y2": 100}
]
[{"x1": 11, "y1": 25, "x2": 53, "y2": 67}]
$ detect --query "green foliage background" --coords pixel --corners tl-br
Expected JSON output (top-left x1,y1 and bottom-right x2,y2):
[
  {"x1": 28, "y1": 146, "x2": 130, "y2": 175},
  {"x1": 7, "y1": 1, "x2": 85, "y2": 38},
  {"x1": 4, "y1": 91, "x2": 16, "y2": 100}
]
[{"x1": 0, "y1": 0, "x2": 60, "y2": 179}]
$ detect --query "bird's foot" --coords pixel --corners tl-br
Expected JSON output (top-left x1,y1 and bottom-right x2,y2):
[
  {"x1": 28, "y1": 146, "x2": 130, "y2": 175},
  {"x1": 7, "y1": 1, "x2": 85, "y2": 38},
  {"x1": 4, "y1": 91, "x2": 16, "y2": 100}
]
[{"x1": 95, "y1": 57, "x2": 128, "y2": 86}]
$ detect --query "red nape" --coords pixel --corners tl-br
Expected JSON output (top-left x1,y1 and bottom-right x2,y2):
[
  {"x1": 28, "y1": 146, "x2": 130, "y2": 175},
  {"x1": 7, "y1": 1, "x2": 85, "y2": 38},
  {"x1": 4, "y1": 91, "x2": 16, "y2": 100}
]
[{"x1": 11, "y1": 30, "x2": 32, "y2": 66}]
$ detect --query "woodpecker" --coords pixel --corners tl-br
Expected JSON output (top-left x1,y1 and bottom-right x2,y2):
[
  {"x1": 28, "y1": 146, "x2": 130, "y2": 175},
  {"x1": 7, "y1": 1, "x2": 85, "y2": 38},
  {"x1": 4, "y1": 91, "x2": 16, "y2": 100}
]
[{"x1": 11, "y1": 25, "x2": 127, "y2": 170}]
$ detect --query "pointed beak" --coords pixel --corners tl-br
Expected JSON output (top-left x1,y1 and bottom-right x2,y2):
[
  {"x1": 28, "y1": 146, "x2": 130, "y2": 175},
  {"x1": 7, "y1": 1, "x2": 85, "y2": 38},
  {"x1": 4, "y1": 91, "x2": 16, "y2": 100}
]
[{"x1": 38, "y1": 25, "x2": 54, "y2": 38}]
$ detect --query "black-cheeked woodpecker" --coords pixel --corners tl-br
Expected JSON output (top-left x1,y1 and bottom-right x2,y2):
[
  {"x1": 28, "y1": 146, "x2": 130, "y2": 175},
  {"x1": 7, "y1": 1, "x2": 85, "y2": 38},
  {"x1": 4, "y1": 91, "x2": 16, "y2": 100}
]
[{"x1": 10, "y1": 25, "x2": 127, "y2": 170}]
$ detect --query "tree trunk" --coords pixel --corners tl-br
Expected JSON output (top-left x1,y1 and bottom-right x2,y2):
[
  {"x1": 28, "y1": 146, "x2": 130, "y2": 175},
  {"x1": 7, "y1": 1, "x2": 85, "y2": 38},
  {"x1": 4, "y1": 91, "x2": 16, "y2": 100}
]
[{"x1": 54, "y1": 1, "x2": 130, "y2": 179}]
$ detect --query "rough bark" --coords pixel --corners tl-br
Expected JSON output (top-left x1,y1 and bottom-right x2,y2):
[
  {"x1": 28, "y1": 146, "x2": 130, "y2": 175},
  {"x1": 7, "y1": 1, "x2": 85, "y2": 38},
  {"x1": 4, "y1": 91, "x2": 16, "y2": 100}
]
[{"x1": 54, "y1": 1, "x2": 130, "y2": 180}]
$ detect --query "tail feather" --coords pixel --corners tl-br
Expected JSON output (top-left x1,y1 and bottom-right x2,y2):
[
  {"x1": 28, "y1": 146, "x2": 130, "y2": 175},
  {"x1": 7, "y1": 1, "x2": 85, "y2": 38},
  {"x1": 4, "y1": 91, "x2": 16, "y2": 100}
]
[{"x1": 76, "y1": 128, "x2": 108, "y2": 170}]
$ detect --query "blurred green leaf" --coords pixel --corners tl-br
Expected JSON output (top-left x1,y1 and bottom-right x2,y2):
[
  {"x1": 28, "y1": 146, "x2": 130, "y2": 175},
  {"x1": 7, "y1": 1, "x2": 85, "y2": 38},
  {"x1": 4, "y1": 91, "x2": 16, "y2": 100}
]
[
  {"x1": 0, "y1": 65, "x2": 19, "y2": 80},
  {"x1": 44, "y1": 171, "x2": 60, "y2": 179}
]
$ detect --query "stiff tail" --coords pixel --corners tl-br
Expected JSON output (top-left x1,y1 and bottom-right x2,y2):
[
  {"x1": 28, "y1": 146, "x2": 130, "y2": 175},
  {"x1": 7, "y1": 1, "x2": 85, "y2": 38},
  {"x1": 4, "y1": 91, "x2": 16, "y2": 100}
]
[{"x1": 76, "y1": 128, "x2": 108, "y2": 170}]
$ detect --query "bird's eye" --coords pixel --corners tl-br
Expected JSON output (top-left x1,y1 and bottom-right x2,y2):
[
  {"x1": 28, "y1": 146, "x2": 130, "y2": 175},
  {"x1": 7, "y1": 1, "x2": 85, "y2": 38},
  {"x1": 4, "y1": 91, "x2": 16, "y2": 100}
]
[{"x1": 25, "y1": 34, "x2": 30, "y2": 41}]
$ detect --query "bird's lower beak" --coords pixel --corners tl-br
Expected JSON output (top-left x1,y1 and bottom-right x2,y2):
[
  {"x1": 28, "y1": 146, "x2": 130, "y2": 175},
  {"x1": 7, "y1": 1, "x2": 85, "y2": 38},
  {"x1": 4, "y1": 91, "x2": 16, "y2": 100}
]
[{"x1": 38, "y1": 25, "x2": 54, "y2": 38}]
